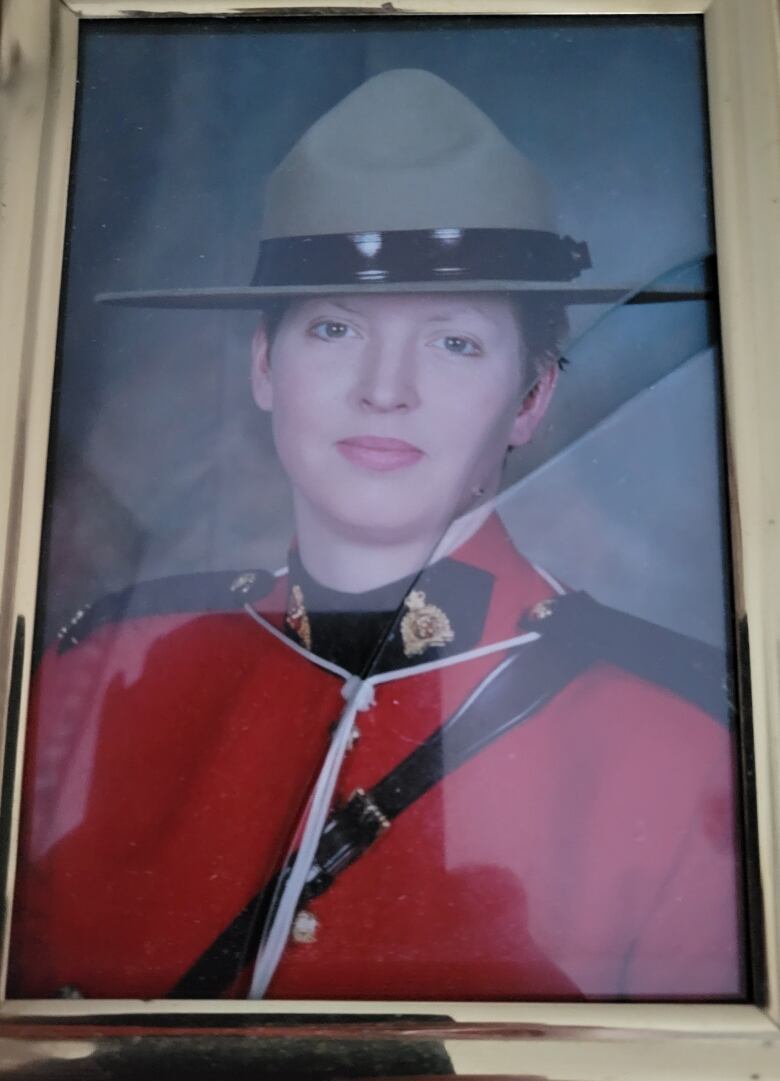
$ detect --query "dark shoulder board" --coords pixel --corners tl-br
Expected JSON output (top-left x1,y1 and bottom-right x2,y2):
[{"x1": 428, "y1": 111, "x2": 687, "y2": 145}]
[
  {"x1": 521, "y1": 591, "x2": 733, "y2": 727},
  {"x1": 56, "y1": 568, "x2": 276, "y2": 654}
]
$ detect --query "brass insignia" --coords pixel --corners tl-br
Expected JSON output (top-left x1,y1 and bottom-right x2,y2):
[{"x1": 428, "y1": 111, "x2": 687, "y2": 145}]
[
  {"x1": 286, "y1": 584, "x2": 312, "y2": 650},
  {"x1": 400, "y1": 590, "x2": 454, "y2": 658},
  {"x1": 230, "y1": 571, "x2": 256, "y2": 594},
  {"x1": 529, "y1": 598, "x2": 555, "y2": 622},
  {"x1": 57, "y1": 606, "x2": 87, "y2": 640}
]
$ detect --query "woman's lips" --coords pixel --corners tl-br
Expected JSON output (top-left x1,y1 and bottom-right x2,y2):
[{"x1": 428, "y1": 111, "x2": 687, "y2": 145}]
[{"x1": 336, "y1": 435, "x2": 424, "y2": 471}]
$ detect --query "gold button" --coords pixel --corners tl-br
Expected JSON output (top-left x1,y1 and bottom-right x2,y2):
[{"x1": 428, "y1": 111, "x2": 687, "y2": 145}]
[
  {"x1": 529, "y1": 599, "x2": 555, "y2": 621},
  {"x1": 291, "y1": 909, "x2": 319, "y2": 944}
]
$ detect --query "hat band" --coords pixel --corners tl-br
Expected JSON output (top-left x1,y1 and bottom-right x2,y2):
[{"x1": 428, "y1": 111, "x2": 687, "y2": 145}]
[{"x1": 251, "y1": 228, "x2": 591, "y2": 289}]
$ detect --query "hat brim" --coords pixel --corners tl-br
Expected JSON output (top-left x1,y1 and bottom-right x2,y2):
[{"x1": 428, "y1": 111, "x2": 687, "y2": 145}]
[{"x1": 96, "y1": 280, "x2": 711, "y2": 310}]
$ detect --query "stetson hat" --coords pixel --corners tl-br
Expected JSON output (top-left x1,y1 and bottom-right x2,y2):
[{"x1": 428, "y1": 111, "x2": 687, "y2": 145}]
[{"x1": 99, "y1": 69, "x2": 705, "y2": 309}]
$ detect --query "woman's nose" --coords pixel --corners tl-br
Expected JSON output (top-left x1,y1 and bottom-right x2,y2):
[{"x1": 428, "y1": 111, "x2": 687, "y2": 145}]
[{"x1": 352, "y1": 339, "x2": 421, "y2": 413}]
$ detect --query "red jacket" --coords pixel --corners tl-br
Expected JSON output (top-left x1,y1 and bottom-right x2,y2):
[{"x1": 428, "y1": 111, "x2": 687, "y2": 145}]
[{"x1": 9, "y1": 516, "x2": 741, "y2": 1000}]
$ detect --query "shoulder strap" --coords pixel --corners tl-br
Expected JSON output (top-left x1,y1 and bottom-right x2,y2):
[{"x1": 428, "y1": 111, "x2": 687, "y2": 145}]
[
  {"x1": 519, "y1": 591, "x2": 732, "y2": 726},
  {"x1": 56, "y1": 568, "x2": 275, "y2": 653}
]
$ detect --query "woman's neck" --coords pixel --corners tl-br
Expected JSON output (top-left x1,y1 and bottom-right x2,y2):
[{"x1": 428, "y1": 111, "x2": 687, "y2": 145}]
[{"x1": 292, "y1": 498, "x2": 494, "y2": 594}]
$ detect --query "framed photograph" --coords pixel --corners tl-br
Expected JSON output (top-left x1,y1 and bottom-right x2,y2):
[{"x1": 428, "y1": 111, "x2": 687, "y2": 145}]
[{"x1": 1, "y1": 0, "x2": 779, "y2": 1077}]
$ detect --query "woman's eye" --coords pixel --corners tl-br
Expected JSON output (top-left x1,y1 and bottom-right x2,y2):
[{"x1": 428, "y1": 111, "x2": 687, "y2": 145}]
[
  {"x1": 309, "y1": 320, "x2": 356, "y2": 342},
  {"x1": 432, "y1": 335, "x2": 482, "y2": 356}
]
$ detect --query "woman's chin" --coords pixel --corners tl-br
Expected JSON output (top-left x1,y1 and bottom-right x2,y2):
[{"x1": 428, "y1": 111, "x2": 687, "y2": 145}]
[{"x1": 316, "y1": 499, "x2": 454, "y2": 550}]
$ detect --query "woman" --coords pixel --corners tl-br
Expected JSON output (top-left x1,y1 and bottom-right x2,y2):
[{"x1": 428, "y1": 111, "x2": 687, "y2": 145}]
[{"x1": 10, "y1": 69, "x2": 739, "y2": 1001}]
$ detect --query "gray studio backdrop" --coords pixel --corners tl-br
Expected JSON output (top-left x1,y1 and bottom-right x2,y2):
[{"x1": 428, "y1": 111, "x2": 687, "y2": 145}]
[{"x1": 39, "y1": 16, "x2": 730, "y2": 649}]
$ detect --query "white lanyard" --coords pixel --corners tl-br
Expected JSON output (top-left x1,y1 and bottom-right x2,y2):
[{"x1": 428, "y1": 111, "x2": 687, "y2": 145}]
[
  {"x1": 242, "y1": 601, "x2": 548, "y2": 998},
  {"x1": 248, "y1": 671, "x2": 375, "y2": 999}
]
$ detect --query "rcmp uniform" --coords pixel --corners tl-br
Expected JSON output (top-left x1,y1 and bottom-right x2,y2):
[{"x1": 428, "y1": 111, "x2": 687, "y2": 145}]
[
  {"x1": 10, "y1": 69, "x2": 738, "y2": 1000},
  {"x1": 9, "y1": 515, "x2": 740, "y2": 999}
]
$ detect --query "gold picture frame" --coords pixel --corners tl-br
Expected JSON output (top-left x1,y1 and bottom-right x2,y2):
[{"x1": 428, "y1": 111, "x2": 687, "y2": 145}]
[{"x1": 1, "y1": 0, "x2": 779, "y2": 1076}]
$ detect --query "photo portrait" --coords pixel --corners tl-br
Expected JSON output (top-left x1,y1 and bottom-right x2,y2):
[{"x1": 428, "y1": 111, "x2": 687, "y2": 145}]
[{"x1": 8, "y1": 15, "x2": 744, "y2": 1003}]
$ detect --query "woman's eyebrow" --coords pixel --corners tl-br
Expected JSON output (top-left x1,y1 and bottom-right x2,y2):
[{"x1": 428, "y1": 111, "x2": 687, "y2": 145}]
[
  {"x1": 306, "y1": 300, "x2": 364, "y2": 317},
  {"x1": 424, "y1": 305, "x2": 493, "y2": 324}
]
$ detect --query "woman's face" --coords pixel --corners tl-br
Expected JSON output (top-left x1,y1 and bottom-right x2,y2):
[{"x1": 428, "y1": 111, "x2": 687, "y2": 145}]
[{"x1": 252, "y1": 292, "x2": 552, "y2": 548}]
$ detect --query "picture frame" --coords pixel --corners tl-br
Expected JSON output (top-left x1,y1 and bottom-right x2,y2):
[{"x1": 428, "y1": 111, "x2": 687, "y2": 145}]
[{"x1": 1, "y1": 0, "x2": 779, "y2": 1077}]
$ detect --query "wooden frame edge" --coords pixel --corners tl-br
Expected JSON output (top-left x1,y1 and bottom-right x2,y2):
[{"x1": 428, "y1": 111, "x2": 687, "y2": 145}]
[{"x1": 705, "y1": 0, "x2": 780, "y2": 1028}]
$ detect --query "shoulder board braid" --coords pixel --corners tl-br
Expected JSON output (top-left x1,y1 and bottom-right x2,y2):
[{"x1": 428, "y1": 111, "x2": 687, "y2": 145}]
[{"x1": 56, "y1": 569, "x2": 275, "y2": 654}]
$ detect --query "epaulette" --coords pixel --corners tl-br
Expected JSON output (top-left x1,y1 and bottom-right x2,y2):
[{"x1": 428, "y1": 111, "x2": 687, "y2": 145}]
[
  {"x1": 56, "y1": 568, "x2": 276, "y2": 654},
  {"x1": 521, "y1": 590, "x2": 733, "y2": 726}
]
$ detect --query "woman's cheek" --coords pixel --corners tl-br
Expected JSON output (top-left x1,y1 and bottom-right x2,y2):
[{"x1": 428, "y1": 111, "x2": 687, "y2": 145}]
[{"x1": 450, "y1": 388, "x2": 518, "y2": 455}]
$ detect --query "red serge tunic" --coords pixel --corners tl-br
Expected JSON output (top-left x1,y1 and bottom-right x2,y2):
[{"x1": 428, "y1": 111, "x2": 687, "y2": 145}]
[{"x1": 9, "y1": 516, "x2": 741, "y2": 1000}]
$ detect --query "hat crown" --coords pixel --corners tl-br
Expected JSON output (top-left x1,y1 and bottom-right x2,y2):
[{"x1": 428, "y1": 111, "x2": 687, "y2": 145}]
[{"x1": 262, "y1": 69, "x2": 556, "y2": 239}]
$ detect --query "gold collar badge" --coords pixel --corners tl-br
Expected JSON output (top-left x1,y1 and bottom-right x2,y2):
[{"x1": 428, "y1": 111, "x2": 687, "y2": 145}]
[
  {"x1": 400, "y1": 590, "x2": 454, "y2": 658},
  {"x1": 286, "y1": 584, "x2": 312, "y2": 651}
]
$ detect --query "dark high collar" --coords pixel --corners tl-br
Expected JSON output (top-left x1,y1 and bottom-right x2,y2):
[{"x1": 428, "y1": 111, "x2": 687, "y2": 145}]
[{"x1": 283, "y1": 546, "x2": 494, "y2": 677}]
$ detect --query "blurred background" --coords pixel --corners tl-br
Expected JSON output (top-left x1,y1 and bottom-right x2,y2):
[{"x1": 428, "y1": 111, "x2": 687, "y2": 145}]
[{"x1": 37, "y1": 15, "x2": 733, "y2": 651}]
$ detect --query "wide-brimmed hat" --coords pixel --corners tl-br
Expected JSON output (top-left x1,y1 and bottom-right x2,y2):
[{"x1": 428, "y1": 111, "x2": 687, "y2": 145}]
[{"x1": 99, "y1": 69, "x2": 705, "y2": 310}]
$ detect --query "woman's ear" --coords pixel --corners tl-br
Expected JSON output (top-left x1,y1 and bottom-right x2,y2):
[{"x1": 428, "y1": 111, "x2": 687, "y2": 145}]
[
  {"x1": 251, "y1": 321, "x2": 273, "y2": 412},
  {"x1": 508, "y1": 362, "x2": 558, "y2": 447}
]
